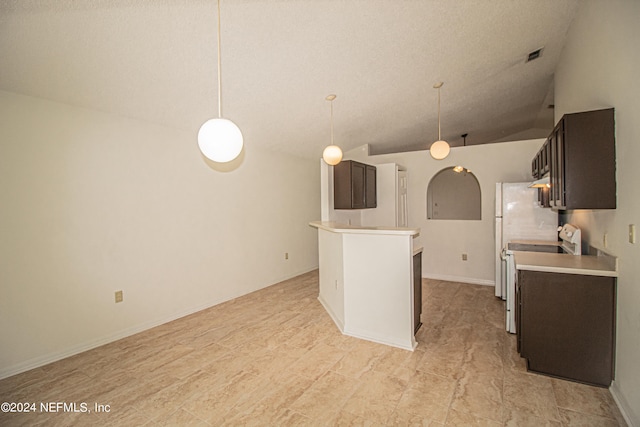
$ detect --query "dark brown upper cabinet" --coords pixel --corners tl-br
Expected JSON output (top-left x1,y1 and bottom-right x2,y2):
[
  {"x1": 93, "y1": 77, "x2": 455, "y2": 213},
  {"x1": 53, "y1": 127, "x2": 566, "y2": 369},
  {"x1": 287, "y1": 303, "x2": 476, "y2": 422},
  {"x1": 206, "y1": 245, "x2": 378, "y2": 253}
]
[
  {"x1": 533, "y1": 108, "x2": 616, "y2": 211},
  {"x1": 334, "y1": 160, "x2": 377, "y2": 209}
]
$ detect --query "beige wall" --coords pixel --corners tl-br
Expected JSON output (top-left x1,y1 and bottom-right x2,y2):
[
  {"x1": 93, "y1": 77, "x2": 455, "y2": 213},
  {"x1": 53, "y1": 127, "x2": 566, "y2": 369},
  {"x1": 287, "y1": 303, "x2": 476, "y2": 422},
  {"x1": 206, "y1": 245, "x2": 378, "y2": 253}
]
[
  {"x1": 342, "y1": 139, "x2": 544, "y2": 285},
  {"x1": 427, "y1": 169, "x2": 481, "y2": 220},
  {"x1": 0, "y1": 90, "x2": 320, "y2": 378},
  {"x1": 554, "y1": 0, "x2": 640, "y2": 423}
]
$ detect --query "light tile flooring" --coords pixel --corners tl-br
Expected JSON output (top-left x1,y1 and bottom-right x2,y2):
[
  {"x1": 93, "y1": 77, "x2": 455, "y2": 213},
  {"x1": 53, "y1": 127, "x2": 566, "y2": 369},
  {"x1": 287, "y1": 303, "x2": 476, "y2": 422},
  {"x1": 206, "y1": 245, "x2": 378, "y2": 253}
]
[{"x1": 0, "y1": 270, "x2": 627, "y2": 426}]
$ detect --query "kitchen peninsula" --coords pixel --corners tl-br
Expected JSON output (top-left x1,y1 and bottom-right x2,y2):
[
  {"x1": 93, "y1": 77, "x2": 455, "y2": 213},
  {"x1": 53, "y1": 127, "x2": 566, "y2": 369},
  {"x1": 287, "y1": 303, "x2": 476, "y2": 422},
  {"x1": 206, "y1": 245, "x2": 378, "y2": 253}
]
[{"x1": 309, "y1": 221, "x2": 421, "y2": 350}]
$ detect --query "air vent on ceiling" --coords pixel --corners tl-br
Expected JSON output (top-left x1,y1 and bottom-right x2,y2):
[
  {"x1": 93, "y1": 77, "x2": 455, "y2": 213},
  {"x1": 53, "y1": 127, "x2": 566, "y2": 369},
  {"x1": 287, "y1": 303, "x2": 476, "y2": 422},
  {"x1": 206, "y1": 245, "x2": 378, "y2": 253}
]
[{"x1": 526, "y1": 47, "x2": 544, "y2": 62}]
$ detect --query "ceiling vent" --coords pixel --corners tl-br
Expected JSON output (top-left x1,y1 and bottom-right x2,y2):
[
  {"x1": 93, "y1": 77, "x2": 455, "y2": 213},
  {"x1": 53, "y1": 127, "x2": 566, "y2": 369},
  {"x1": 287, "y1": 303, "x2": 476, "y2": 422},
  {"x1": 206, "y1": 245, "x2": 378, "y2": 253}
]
[{"x1": 526, "y1": 47, "x2": 544, "y2": 62}]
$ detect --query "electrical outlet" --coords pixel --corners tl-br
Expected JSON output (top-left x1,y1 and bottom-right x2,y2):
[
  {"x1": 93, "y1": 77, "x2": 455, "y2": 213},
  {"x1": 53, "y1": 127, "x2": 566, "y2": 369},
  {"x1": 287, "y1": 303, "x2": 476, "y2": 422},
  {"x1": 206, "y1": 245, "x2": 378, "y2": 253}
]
[
  {"x1": 630, "y1": 224, "x2": 636, "y2": 244},
  {"x1": 284, "y1": 252, "x2": 289, "y2": 260},
  {"x1": 115, "y1": 290, "x2": 123, "y2": 303},
  {"x1": 462, "y1": 253, "x2": 468, "y2": 261}
]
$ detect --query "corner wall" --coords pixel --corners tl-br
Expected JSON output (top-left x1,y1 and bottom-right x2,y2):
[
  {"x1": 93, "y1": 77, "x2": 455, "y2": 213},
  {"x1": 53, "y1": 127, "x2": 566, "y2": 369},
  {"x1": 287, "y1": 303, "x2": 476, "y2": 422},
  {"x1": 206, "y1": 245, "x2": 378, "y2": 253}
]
[
  {"x1": 0, "y1": 90, "x2": 320, "y2": 378},
  {"x1": 554, "y1": 0, "x2": 640, "y2": 423}
]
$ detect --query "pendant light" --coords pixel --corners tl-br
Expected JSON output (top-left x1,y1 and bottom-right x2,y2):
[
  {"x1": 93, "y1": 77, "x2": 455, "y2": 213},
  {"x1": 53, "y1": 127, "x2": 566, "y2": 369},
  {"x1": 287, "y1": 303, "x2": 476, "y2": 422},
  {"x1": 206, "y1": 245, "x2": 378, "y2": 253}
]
[
  {"x1": 430, "y1": 82, "x2": 450, "y2": 160},
  {"x1": 198, "y1": 0, "x2": 243, "y2": 163},
  {"x1": 322, "y1": 94, "x2": 343, "y2": 166}
]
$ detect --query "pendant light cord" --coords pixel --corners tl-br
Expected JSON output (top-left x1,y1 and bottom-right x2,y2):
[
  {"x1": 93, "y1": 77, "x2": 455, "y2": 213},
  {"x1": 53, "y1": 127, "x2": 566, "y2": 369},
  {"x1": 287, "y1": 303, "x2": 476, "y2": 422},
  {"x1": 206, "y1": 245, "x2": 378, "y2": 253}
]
[
  {"x1": 437, "y1": 86, "x2": 441, "y2": 140},
  {"x1": 330, "y1": 99, "x2": 334, "y2": 145},
  {"x1": 217, "y1": 0, "x2": 223, "y2": 118}
]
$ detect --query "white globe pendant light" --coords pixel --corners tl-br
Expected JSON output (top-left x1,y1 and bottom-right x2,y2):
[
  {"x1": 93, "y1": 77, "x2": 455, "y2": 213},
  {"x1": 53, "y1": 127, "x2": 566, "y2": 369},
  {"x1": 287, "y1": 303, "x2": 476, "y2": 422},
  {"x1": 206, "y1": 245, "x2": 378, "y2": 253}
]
[
  {"x1": 430, "y1": 82, "x2": 450, "y2": 160},
  {"x1": 323, "y1": 144, "x2": 343, "y2": 166},
  {"x1": 198, "y1": 118, "x2": 243, "y2": 163},
  {"x1": 430, "y1": 140, "x2": 450, "y2": 160},
  {"x1": 198, "y1": 0, "x2": 243, "y2": 163},
  {"x1": 322, "y1": 94, "x2": 343, "y2": 166}
]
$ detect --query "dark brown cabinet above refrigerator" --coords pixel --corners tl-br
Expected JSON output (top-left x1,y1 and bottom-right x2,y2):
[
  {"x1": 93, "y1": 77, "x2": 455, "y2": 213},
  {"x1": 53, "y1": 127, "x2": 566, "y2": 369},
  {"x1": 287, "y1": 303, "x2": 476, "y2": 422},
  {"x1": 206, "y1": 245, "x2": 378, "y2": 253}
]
[
  {"x1": 334, "y1": 160, "x2": 377, "y2": 209},
  {"x1": 532, "y1": 108, "x2": 616, "y2": 210}
]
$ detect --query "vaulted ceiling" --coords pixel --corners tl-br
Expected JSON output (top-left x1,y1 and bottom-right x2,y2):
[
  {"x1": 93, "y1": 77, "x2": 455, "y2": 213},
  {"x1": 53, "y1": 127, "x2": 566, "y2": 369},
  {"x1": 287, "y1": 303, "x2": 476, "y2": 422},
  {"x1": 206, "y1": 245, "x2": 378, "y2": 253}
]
[{"x1": 0, "y1": 0, "x2": 580, "y2": 159}]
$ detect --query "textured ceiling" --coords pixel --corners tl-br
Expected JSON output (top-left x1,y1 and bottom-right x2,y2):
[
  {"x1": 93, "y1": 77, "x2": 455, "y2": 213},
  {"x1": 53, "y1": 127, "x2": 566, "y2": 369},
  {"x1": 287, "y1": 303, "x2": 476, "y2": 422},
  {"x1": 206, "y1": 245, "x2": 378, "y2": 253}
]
[{"x1": 0, "y1": 0, "x2": 580, "y2": 159}]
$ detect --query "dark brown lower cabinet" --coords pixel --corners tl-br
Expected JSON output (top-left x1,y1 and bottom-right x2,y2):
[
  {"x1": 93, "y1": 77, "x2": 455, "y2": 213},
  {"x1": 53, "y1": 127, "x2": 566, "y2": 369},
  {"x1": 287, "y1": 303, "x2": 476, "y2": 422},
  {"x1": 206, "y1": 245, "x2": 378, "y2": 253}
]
[
  {"x1": 413, "y1": 251, "x2": 422, "y2": 334},
  {"x1": 516, "y1": 270, "x2": 616, "y2": 387}
]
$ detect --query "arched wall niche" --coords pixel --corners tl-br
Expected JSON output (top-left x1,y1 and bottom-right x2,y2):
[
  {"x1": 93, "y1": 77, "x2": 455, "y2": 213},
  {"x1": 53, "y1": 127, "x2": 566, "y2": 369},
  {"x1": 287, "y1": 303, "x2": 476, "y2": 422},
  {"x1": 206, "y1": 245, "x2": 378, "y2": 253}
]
[{"x1": 427, "y1": 167, "x2": 481, "y2": 220}]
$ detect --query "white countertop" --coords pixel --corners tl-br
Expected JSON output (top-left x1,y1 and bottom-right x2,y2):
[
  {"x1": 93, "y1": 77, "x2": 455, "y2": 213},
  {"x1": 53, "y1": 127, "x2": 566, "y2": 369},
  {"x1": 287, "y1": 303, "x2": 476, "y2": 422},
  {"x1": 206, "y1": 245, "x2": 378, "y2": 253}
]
[
  {"x1": 514, "y1": 251, "x2": 618, "y2": 277},
  {"x1": 309, "y1": 221, "x2": 420, "y2": 236}
]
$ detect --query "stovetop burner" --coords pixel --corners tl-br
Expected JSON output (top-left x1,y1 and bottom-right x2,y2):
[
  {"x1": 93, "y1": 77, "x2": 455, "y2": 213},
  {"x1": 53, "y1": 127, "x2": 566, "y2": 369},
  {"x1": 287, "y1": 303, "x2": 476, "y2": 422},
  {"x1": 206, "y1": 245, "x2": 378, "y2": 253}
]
[
  {"x1": 506, "y1": 224, "x2": 582, "y2": 256},
  {"x1": 507, "y1": 243, "x2": 565, "y2": 253}
]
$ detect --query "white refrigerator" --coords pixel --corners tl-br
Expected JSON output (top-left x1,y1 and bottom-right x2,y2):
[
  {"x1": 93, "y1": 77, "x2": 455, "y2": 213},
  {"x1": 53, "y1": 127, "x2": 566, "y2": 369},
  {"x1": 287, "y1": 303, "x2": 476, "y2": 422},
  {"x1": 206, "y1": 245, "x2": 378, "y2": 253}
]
[{"x1": 494, "y1": 182, "x2": 558, "y2": 299}]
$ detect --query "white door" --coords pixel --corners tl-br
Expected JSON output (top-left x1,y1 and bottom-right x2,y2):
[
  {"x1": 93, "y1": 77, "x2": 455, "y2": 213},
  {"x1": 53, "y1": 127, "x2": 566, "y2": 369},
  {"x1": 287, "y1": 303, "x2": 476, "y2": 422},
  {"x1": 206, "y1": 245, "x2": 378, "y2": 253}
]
[{"x1": 397, "y1": 170, "x2": 408, "y2": 227}]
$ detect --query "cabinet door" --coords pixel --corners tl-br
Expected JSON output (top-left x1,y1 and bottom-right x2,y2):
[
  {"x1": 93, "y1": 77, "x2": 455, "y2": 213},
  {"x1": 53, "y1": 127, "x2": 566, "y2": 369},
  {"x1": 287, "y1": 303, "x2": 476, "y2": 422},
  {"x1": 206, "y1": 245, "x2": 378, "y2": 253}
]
[
  {"x1": 549, "y1": 133, "x2": 557, "y2": 207},
  {"x1": 537, "y1": 187, "x2": 550, "y2": 208},
  {"x1": 549, "y1": 123, "x2": 565, "y2": 208},
  {"x1": 365, "y1": 165, "x2": 377, "y2": 208},
  {"x1": 538, "y1": 108, "x2": 615, "y2": 211},
  {"x1": 519, "y1": 270, "x2": 615, "y2": 386},
  {"x1": 543, "y1": 140, "x2": 551, "y2": 175},
  {"x1": 351, "y1": 162, "x2": 366, "y2": 209},
  {"x1": 563, "y1": 108, "x2": 616, "y2": 210},
  {"x1": 333, "y1": 161, "x2": 353, "y2": 209},
  {"x1": 413, "y1": 252, "x2": 422, "y2": 334},
  {"x1": 333, "y1": 160, "x2": 377, "y2": 210},
  {"x1": 555, "y1": 123, "x2": 566, "y2": 208}
]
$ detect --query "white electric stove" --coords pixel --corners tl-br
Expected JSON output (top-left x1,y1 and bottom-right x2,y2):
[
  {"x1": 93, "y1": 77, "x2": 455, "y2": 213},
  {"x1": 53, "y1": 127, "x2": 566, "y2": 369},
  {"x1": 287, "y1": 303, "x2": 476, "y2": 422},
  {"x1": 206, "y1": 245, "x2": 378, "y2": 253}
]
[{"x1": 501, "y1": 224, "x2": 581, "y2": 333}]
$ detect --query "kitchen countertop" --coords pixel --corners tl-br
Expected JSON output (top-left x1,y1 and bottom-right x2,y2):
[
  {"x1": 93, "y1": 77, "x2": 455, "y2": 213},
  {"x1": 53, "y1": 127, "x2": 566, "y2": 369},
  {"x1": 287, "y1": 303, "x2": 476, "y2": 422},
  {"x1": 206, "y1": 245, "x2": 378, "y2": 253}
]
[
  {"x1": 309, "y1": 221, "x2": 420, "y2": 236},
  {"x1": 514, "y1": 251, "x2": 618, "y2": 277},
  {"x1": 509, "y1": 239, "x2": 562, "y2": 246}
]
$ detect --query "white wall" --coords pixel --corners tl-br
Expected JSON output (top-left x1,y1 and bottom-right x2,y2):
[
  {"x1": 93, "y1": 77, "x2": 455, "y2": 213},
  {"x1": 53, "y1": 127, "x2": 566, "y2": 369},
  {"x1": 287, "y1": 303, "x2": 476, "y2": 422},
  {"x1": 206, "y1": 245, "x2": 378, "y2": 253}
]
[
  {"x1": 340, "y1": 140, "x2": 543, "y2": 285},
  {"x1": 0, "y1": 90, "x2": 320, "y2": 378},
  {"x1": 554, "y1": 0, "x2": 640, "y2": 423}
]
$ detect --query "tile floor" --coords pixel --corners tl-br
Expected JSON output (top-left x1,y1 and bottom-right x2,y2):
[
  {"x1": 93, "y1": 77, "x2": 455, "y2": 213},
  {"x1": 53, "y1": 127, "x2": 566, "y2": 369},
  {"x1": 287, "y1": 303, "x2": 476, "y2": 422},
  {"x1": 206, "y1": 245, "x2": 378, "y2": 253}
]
[{"x1": 0, "y1": 271, "x2": 627, "y2": 426}]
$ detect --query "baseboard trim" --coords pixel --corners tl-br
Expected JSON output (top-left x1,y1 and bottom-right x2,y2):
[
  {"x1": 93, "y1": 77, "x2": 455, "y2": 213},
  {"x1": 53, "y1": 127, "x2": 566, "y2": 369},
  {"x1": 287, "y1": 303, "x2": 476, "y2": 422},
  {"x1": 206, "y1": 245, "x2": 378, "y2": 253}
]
[
  {"x1": 422, "y1": 273, "x2": 494, "y2": 287},
  {"x1": 343, "y1": 325, "x2": 417, "y2": 351},
  {"x1": 317, "y1": 296, "x2": 345, "y2": 331},
  {"x1": 318, "y1": 298, "x2": 416, "y2": 351},
  {"x1": 1, "y1": 313, "x2": 199, "y2": 380},
  {"x1": 0, "y1": 266, "x2": 319, "y2": 380},
  {"x1": 610, "y1": 380, "x2": 638, "y2": 427}
]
